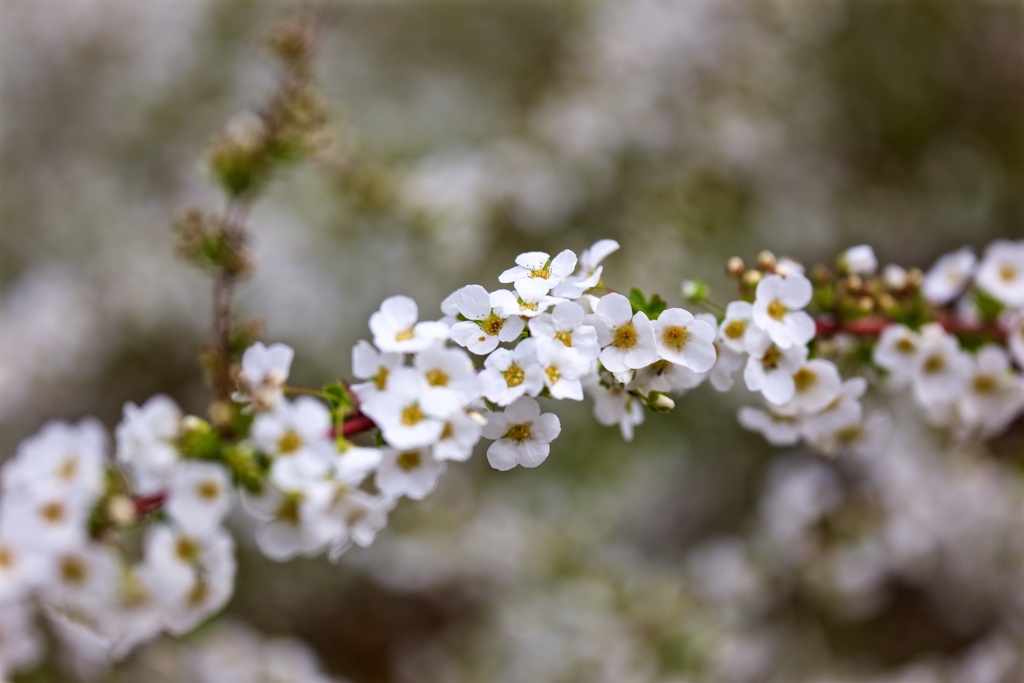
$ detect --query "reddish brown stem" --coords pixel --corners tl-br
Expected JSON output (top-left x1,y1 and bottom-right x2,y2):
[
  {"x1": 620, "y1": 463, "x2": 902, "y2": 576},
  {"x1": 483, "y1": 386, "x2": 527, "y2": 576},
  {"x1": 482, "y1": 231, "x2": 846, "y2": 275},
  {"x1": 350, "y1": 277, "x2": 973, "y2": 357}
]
[
  {"x1": 815, "y1": 315, "x2": 1006, "y2": 342},
  {"x1": 338, "y1": 414, "x2": 377, "y2": 438},
  {"x1": 134, "y1": 492, "x2": 167, "y2": 517}
]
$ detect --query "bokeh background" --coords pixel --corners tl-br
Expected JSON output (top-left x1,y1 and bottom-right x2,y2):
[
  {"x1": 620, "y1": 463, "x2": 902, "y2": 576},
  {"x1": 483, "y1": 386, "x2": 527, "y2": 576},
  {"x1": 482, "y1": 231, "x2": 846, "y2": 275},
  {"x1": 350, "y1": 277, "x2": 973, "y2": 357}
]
[{"x1": 2, "y1": 1, "x2": 1024, "y2": 681}]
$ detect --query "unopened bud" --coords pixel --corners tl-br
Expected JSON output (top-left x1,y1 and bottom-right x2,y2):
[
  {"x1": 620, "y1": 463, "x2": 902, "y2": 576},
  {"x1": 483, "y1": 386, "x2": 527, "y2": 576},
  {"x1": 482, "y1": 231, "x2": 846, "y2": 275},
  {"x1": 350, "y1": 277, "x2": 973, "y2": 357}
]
[
  {"x1": 682, "y1": 279, "x2": 709, "y2": 304},
  {"x1": 856, "y1": 296, "x2": 874, "y2": 314},
  {"x1": 845, "y1": 275, "x2": 864, "y2": 293},
  {"x1": 743, "y1": 270, "x2": 763, "y2": 289},
  {"x1": 877, "y1": 293, "x2": 898, "y2": 313},
  {"x1": 811, "y1": 264, "x2": 832, "y2": 286},
  {"x1": 209, "y1": 400, "x2": 233, "y2": 428},
  {"x1": 651, "y1": 394, "x2": 675, "y2": 411},
  {"x1": 467, "y1": 410, "x2": 488, "y2": 427},
  {"x1": 107, "y1": 496, "x2": 137, "y2": 527},
  {"x1": 882, "y1": 264, "x2": 908, "y2": 291},
  {"x1": 756, "y1": 250, "x2": 777, "y2": 271},
  {"x1": 726, "y1": 257, "x2": 746, "y2": 278},
  {"x1": 906, "y1": 268, "x2": 924, "y2": 288}
]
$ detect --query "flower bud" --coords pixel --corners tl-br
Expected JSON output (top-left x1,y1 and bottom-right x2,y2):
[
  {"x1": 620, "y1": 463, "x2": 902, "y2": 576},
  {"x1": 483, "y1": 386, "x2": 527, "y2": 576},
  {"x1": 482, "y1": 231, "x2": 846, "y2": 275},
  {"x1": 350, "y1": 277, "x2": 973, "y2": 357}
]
[
  {"x1": 756, "y1": 250, "x2": 776, "y2": 271},
  {"x1": 742, "y1": 270, "x2": 763, "y2": 289},
  {"x1": 726, "y1": 257, "x2": 746, "y2": 278},
  {"x1": 106, "y1": 495, "x2": 137, "y2": 527}
]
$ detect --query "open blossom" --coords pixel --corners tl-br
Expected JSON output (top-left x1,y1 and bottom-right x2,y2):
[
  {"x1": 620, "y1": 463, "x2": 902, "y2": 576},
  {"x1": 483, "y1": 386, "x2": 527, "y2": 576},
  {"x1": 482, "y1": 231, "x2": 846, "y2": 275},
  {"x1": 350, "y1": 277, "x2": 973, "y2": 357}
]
[
  {"x1": 922, "y1": 248, "x2": 976, "y2": 305},
  {"x1": 910, "y1": 323, "x2": 971, "y2": 408},
  {"x1": 552, "y1": 239, "x2": 619, "y2": 299},
  {"x1": 586, "y1": 376, "x2": 645, "y2": 441},
  {"x1": 873, "y1": 324, "x2": 921, "y2": 390},
  {"x1": 115, "y1": 395, "x2": 182, "y2": 495},
  {"x1": 535, "y1": 340, "x2": 589, "y2": 400},
  {"x1": 975, "y1": 239, "x2": 1024, "y2": 307},
  {"x1": 527, "y1": 300, "x2": 601, "y2": 361},
  {"x1": 482, "y1": 397, "x2": 561, "y2": 470},
  {"x1": 751, "y1": 274, "x2": 815, "y2": 349},
  {"x1": 251, "y1": 397, "x2": 334, "y2": 488},
  {"x1": 651, "y1": 307, "x2": 717, "y2": 372},
  {"x1": 737, "y1": 406, "x2": 802, "y2": 446},
  {"x1": 479, "y1": 341, "x2": 545, "y2": 406},
  {"x1": 957, "y1": 346, "x2": 1024, "y2": 438},
  {"x1": 235, "y1": 342, "x2": 294, "y2": 410},
  {"x1": 432, "y1": 410, "x2": 484, "y2": 462},
  {"x1": 718, "y1": 301, "x2": 756, "y2": 354},
  {"x1": 375, "y1": 447, "x2": 446, "y2": 500},
  {"x1": 587, "y1": 293, "x2": 659, "y2": 372},
  {"x1": 743, "y1": 329, "x2": 809, "y2": 405},
  {"x1": 784, "y1": 359, "x2": 843, "y2": 414},
  {"x1": 447, "y1": 284, "x2": 526, "y2": 355},
  {"x1": 165, "y1": 462, "x2": 233, "y2": 537},
  {"x1": 350, "y1": 340, "x2": 402, "y2": 401},
  {"x1": 412, "y1": 344, "x2": 481, "y2": 405},
  {"x1": 491, "y1": 278, "x2": 564, "y2": 319},
  {"x1": 361, "y1": 368, "x2": 459, "y2": 448},
  {"x1": 498, "y1": 249, "x2": 577, "y2": 292},
  {"x1": 369, "y1": 295, "x2": 449, "y2": 353}
]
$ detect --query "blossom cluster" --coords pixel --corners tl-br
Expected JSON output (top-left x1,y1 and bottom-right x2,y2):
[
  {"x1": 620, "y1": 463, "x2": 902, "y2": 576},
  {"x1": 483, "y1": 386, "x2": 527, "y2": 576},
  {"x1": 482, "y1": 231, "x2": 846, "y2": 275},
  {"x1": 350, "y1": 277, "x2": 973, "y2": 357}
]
[{"x1": 4, "y1": 238, "x2": 1024, "y2": 676}]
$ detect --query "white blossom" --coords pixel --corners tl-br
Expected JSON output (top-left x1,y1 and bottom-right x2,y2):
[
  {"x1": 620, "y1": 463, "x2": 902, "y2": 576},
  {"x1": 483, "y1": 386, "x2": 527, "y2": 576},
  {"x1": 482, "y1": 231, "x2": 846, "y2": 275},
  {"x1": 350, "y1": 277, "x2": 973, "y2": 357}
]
[
  {"x1": 922, "y1": 247, "x2": 976, "y2": 305},
  {"x1": 586, "y1": 293, "x2": 659, "y2": 372},
  {"x1": 975, "y1": 239, "x2": 1024, "y2": 307},
  {"x1": 651, "y1": 307, "x2": 717, "y2": 372},
  {"x1": 482, "y1": 397, "x2": 561, "y2": 470},
  {"x1": 447, "y1": 284, "x2": 526, "y2": 355},
  {"x1": 369, "y1": 295, "x2": 449, "y2": 353},
  {"x1": 751, "y1": 273, "x2": 816, "y2": 349}
]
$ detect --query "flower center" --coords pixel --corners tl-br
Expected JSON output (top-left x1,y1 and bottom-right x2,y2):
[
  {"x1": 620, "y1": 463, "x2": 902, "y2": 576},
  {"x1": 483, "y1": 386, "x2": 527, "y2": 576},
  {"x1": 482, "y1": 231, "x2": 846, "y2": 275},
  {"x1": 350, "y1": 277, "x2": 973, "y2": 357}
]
[
  {"x1": 401, "y1": 404, "x2": 425, "y2": 426},
  {"x1": 188, "y1": 579, "x2": 209, "y2": 607},
  {"x1": 613, "y1": 322, "x2": 638, "y2": 349},
  {"x1": 724, "y1": 320, "x2": 745, "y2": 339},
  {"x1": 661, "y1": 325, "x2": 688, "y2": 351},
  {"x1": 760, "y1": 345, "x2": 781, "y2": 371},
  {"x1": 529, "y1": 267, "x2": 550, "y2": 280},
  {"x1": 0, "y1": 546, "x2": 10, "y2": 569},
  {"x1": 506, "y1": 423, "x2": 532, "y2": 442},
  {"x1": 278, "y1": 495, "x2": 302, "y2": 525},
  {"x1": 176, "y1": 537, "x2": 201, "y2": 563},
  {"x1": 396, "y1": 450, "x2": 421, "y2": 471},
  {"x1": 373, "y1": 366, "x2": 390, "y2": 391},
  {"x1": 554, "y1": 330, "x2": 573, "y2": 346},
  {"x1": 545, "y1": 365, "x2": 561, "y2": 385},
  {"x1": 503, "y1": 364, "x2": 525, "y2": 387},
  {"x1": 60, "y1": 555, "x2": 87, "y2": 585},
  {"x1": 999, "y1": 265, "x2": 1017, "y2": 283},
  {"x1": 973, "y1": 374, "x2": 997, "y2": 393},
  {"x1": 481, "y1": 313, "x2": 504, "y2": 336},
  {"x1": 767, "y1": 300, "x2": 787, "y2": 321},
  {"x1": 425, "y1": 369, "x2": 448, "y2": 387},
  {"x1": 440, "y1": 422, "x2": 454, "y2": 440},
  {"x1": 277, "y1": 429, "x2": 303, "y2": 454},
  {"x1": 395, "y1": 328, "x2": 415, "y2": 342},
  {"x1": 40, "y1": 501, "x2": 65, "y2": 524},
  {"x1": 793, "y1": 367, "x2": 817, "y2": 393},
  {"x1": 895, "y1": 338, "x2": 916, "y2": 354},
  {"x1": 922, "y1": 354, "x2": 945, "y2": 374},
  {"x1": 197, "y1": 480, "x2": 221, "y2": 501},
  {"x1": 58, "y1": 458, "x2": 78, "y2": 482},
  {"x1": 520, "y1": 300, "x2": 539, "y2": 312}
]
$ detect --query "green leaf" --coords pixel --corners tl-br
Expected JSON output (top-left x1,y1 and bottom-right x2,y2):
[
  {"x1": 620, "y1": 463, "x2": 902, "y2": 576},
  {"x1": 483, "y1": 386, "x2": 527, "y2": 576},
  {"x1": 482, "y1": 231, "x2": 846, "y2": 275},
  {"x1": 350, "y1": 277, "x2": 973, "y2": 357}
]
[{"x1": 627, "y1": 288, "x2": 668, "y2": 319}]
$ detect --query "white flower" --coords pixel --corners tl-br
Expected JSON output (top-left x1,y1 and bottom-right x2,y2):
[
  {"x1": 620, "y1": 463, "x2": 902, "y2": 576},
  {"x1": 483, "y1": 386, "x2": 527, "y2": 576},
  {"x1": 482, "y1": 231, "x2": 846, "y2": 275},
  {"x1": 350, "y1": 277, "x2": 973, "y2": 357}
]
[
  {"x1": 251, "y1": 398, "x2": 334, "y2": 488},
  {"x1": 482, "y1": 397, "x2": 561, "y2": 470},
  {"x1": 910, "y1": 323, "x2": 971, "y2": 408},
  {"x1": 4, "y1": 419, "x2": 106, "y2": 504},
  {"x1": 552, "y1": 239, "x2": 619, "y2": 298},
  {"x1": 412, "y1": 344, "x2": 481, "y2": 405},
  {"x1": 587, "y1": 293, "x2": 659, "y2": 372},
  {"x1": 840, "y1": 244, "x2": 878, "y2": 275},
  {"x1": 350, "y1": 340, "x2": 402, "y2": 401},
  {"x1": 751, "y1": 274, "x2": 816, "y2": 349},
  {"x1": 369, "y1": 295, "x2": 449, "y2": 353},
  {"x1": 432, "y1": 411, "x2": 484, "y2": 462},
  {"x1": 586, "y1": 378, "x2": 645, "y2": 441},
  {"x1": 498, "y1": 249, "x2": 578, "y2": 292},
  {"x1": 39, "y1": 542, "x2": 120, "y2": 614},
  {"x1": 651, "y1": 308, "x2": 717, "y2": 372},
  {"x1": 737, "y1": 407, "x2": 802, "y2": 446},
  {"x1": 479, "y1": 341, "x2": 545, "y2": 406},
  {"x1": 882, "y1": 264, "x2": 908, "y2": 290},
  {"x1": 165, "y1": 462, "x2": 233, "y2": 537},
  {"x1": 527, "y1": 301, "x2": 601, "y2": 361},
  {"x1": 743, "y1": 330, "x2": 808, "y2": 405},
  {"x1": 491, "y1": 278, "x2": 563, "y2": 318},
  {"x1": 361, "y1": 368, "x2": 459, "y2": 448},
  {"x1": 327, "y1": 491, "x2": 393, "y2": 560},
  {"x1": 248, "y1": 483, "x2": 342, "y2": 562},
  {"x1": 235, "y1": 342, "x2": 294, "y2": 410},
  {"x1": 628, "y1": 358, "x2": 704, "y2": 394},
  {"x1": 785, "y1": 359, "x2": 843, "y2": 415},
  {"x1": 718, "y1": 301, "x2": 757, "y2": 354},
  {"x1": 801, "y1": 377, "x2": 867, "y2": 443},
  {"x1": 156, "y1": 527, "x2": 235, "y2": 636},
  {"x1": 535, "y1": 340, "x2": 590, "y2": 400},
  {"x1": 958, "y1": 346, "x2": 1024, "y2": 438},
  {"x1": 333, "y1": 446, "x2": 383, "y2": 486},
  {"x1": 115, "y1": 395, "x2": 182, "y2": 495},
  {"x1": 447, "y1": 284, "x2": 526, "y2": 355},
  {"x1": 375, "y1": 447, "x2": 446, "y2": 500},
  {"x1": 873, "y1": 324, "x2": 921, "y2": 390},
  {"x1": 975, "y1": 239, "x2": 1024, "y2": 307},
  {"x1": 922, "y1": 248, "x2": 976, "y2": 305}
]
